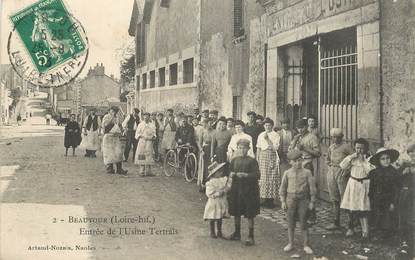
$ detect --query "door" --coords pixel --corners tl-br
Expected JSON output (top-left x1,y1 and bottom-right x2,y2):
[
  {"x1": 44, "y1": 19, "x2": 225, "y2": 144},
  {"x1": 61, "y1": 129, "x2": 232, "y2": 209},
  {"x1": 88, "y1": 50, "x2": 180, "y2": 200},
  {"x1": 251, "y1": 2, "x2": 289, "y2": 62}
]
[{"x1": 317, "y1": 28, "x2": 358, "y2": 199}]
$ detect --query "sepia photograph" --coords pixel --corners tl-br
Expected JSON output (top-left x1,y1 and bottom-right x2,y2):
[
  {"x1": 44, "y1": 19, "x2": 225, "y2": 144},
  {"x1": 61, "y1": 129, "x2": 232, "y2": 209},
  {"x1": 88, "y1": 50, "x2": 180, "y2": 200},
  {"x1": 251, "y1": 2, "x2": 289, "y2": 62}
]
[{"x1": 0, "y1": 0, "x2": 414, "y2": 259}]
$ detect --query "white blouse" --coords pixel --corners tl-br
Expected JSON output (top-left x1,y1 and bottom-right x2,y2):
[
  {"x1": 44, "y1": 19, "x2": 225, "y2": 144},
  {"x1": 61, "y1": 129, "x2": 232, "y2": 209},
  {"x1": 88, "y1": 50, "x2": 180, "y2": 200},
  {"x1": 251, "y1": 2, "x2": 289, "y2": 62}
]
[{"x1": 256, "y1": 131, "x2": 281, "y2": 151}]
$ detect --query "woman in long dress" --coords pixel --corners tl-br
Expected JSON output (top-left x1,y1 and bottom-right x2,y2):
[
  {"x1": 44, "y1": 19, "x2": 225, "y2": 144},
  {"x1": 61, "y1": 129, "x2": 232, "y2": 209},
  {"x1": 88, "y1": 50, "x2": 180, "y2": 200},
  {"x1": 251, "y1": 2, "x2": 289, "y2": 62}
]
[
  {"x1": 102, "y1": 106, "x2": 127, "y2": 175},
  {"x1": 257, "y1": 117, "x2": 281, "y2": 208},
  {"x1": 64, "y1": 114, "x2": 82, "y2": 156},
  {"x1": 82, "y1": 109, "x2": 101, "y2": 158},
  {"x1": 135, "y1": 112, "x2": 157, "y2": 176}
]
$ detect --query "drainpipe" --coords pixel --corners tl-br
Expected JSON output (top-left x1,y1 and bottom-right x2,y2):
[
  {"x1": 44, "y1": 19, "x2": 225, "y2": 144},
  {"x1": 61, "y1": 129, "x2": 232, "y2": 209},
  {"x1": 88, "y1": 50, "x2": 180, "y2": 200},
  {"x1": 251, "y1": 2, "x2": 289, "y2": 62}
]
[
  {"x1": 264, "y1": 43, "x2": 268, "y2": 116},
  {"x1": 378, "y1": 0, "x2": 385, "y2": 146}
]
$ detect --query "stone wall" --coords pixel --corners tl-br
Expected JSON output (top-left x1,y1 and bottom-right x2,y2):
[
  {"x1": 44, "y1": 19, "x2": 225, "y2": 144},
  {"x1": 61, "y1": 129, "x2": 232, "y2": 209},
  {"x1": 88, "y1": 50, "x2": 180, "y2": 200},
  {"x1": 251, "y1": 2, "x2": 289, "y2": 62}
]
[
  {"x1": 381, "y1": 0, "x2": 415, "y2": 157},
  {"x1": 146, "y1": 0, "x2": 200, "y2": 64}
]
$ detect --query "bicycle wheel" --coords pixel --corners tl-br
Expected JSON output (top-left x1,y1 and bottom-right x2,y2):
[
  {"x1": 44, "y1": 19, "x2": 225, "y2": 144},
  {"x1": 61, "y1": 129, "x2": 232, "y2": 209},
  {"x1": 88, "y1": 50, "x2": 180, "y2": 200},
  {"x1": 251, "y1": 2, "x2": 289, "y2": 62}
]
[
  {"x1": 184, "y1": 153, "x2": 197, "y2": 183},
  {"x1": 163, "y1": 150, "x2": 177, "y2": 177}
]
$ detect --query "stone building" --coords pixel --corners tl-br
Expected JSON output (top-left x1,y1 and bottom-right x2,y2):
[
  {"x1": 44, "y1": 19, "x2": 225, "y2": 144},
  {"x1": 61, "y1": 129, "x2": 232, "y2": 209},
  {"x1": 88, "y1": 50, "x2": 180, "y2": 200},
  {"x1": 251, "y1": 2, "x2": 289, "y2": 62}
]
[
  {"x1": 79, "y1": 63, "x2": 121, "y2": 107},
  {"x1": 128, "y1": 0, "x2": 265, "y2": 118},
  {"x1": 129, "y1": 0, "x2": 415, "y2": 198},
  {"x1": 257, "y1": 0, "x2": 415, "y2": 198}
]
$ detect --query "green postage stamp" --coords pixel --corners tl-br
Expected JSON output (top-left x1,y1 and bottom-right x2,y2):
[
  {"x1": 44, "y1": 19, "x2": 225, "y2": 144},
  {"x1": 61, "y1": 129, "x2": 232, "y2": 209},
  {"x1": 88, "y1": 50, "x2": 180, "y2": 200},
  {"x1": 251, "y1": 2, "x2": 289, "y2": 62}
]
[{"x1": 8, "y1": 0, "x2": 89, "y2": 87}]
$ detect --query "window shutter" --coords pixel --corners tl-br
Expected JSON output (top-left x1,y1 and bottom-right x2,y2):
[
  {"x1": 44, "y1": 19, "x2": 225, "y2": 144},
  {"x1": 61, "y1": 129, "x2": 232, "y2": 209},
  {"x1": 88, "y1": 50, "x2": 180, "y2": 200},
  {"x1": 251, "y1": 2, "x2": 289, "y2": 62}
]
[{"x1": 233, "y1": 0, "x2": 243, "y2": 37}]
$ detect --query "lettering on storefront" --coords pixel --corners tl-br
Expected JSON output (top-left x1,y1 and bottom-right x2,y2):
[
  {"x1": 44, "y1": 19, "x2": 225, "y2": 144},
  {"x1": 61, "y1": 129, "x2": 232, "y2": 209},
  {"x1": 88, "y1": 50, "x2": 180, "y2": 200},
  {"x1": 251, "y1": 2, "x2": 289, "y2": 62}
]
[{"x1": 269, "y1": 0, "x2": 376, "y2": 36}]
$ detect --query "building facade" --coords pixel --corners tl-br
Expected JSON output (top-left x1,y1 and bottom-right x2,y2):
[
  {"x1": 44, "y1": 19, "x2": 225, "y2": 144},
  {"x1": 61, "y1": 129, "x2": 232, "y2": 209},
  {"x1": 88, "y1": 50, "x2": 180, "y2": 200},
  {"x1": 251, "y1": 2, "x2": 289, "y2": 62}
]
[
  {"x1": 129, "y1": 0, "x2": 415, "y2": 198},
  {"x1": 128, "y1": 0, "x2": 265, "y2": 118},
  {"x1": 79, "y1": 63, "x2": 121, "y2": 107}
]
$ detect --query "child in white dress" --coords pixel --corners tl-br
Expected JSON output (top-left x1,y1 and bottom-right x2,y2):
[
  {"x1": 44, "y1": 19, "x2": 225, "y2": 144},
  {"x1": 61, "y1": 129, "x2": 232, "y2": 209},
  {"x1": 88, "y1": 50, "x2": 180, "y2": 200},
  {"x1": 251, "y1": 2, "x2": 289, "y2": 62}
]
[
  {"x1": 203, "y1": 162, "x2": 233, "y2": 238},
  {"x1": 340, "y1": 138, "x2": 373, "y2": 238}
]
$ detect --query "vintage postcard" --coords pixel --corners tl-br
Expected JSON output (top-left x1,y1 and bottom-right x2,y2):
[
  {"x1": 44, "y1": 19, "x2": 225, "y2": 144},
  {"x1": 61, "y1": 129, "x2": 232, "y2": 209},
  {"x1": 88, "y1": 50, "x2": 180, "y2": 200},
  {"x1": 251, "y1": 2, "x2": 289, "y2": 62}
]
[{"x1": 1, "y1": 0, "x2": 414, "y2": 259}]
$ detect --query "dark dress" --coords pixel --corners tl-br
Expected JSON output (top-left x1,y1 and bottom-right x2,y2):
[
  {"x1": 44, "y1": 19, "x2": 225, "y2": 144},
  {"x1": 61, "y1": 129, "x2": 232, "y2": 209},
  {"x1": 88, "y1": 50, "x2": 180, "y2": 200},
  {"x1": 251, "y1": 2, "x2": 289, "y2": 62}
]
[
  {"x1": 64, "y1": 121, "x2": 82, "y2": 148},
  {"x1": 228, "y1": 156, "x2": 260, "y2": 218},
  {"x1": 399, "y1": 162, "x2": 415, "y2": 244},
  {"x1": 245, "y1": 123, "x2": 263, "y2": 155},
  {"x1": 368, "y1": 166, "x2": 400, "y2": 230}
]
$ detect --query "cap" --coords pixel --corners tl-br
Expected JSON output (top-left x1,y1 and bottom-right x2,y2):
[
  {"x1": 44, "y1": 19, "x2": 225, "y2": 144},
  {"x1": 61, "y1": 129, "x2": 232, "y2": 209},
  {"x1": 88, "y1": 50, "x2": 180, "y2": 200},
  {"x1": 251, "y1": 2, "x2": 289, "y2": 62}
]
[
  {"x1": 236, "y1": 138, "x2": 250, "y2": 147},
  {"x1": 202, "y1": 109, "x2": 209, "y2": 113},
  {"x1": 167, "y1": 108, "x2": 174, "y2": 112},
  {"x1": 247, "y1": 111, "x2": 256, "y2": 116},
  {"x1": 287, "y1": 150, "x2": 303, "y2": 161},
  {"x1": 210, "y1": 110, "x2": 218, "y2": 115},
  {"x1": 226, "y1": 117, "x2": 235, "y2": 122},
  {"x1": 218, "y1": 116, "x2": 227, "y2": 123}
]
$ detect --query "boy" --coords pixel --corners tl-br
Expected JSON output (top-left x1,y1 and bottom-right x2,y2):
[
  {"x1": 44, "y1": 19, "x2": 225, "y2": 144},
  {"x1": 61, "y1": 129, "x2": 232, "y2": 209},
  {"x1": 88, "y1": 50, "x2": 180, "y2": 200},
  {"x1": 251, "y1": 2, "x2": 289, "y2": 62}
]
[
  {"x1": 325, "y1": 128, "x2": 353, "y2": 230},
  {"x1": 279, "y1": 150, "x2": 316, "y2": 254},
  {"x1": 226, "y1": 139, "x2": 260, "y2": 246}
]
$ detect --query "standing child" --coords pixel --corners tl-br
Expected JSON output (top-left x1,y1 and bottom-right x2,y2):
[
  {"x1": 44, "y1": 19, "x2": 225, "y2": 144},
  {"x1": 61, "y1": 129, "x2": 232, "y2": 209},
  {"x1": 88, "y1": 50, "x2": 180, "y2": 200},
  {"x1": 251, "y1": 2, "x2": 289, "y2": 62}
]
[
  {"x1": 398, "y1": 144, "x2": 415, "y2": 256},
  {"x1": 340, "y1": 138, "x2": 373, "y2": 238},
  {"x1": 368, "y1": 148, "x2": 400, "y2": 240},
  {"x1": 279, "y1": 150, "x2": 316, "y2": 255},
  {"x1": 203, "y1": 162, "x2": 233, "y2": 238}
]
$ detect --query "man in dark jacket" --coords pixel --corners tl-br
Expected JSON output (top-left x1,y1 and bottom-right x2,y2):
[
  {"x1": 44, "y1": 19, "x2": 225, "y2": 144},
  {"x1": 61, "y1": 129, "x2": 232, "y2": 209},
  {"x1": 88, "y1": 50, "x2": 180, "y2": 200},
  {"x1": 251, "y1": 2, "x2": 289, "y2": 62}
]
[{"x1": 122, "y1": 108, "x2": 140, "y2": 162}]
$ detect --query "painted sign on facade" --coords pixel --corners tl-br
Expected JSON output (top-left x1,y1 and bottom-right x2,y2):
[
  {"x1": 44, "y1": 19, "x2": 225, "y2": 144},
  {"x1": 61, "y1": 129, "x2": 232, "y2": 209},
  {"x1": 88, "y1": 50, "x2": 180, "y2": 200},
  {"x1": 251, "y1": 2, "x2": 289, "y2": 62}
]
[{"x1": 268, "y1": 0, "x2": 376, "y2": 36}]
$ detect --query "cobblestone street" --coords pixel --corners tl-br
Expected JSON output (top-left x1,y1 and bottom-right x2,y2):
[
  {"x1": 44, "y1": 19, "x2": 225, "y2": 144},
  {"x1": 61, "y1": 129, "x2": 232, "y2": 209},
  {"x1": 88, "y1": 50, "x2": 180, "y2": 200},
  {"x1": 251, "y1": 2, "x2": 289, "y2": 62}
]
[{"x1": 0, "y1": 94, "x2": 404, "y2": 260}]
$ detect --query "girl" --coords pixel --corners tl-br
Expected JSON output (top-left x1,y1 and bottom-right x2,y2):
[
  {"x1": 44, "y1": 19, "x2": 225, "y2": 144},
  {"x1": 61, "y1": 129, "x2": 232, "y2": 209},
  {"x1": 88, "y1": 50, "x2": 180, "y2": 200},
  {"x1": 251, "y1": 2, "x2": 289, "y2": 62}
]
[
  {"x1": 340, "y1": 138, "x2": 373, "y2": 238},
  {"x1": 368, "y1": 148, "x2": 400, "y2": 240},
  {"x1": 203, "y1": 162, "x2": 233, "y2": 238},
  {"x1": 135, "y1": 112, "x2": 157, "y2": 176},
  {"x1": 64, "y1": 114, "x2": 82, "y2": 156}
]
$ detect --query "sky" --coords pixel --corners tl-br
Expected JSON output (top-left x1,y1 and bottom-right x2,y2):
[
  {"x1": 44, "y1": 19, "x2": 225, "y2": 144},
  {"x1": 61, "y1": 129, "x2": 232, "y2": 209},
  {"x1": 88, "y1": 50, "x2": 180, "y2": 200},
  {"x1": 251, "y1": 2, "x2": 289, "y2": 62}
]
[{"x1": 0, "y1": 0, "x2": 135, "y2": 79}]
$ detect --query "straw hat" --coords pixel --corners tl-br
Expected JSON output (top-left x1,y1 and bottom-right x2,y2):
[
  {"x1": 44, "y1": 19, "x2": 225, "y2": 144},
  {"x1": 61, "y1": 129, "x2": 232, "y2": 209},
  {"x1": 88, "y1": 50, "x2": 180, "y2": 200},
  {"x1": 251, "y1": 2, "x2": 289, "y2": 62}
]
[
  {"x1": 369, "y1": 147, "x2": 400, "y2": 166},
  {"x1": 207, "y1": 162, "x2": 227, "y2": 179}
]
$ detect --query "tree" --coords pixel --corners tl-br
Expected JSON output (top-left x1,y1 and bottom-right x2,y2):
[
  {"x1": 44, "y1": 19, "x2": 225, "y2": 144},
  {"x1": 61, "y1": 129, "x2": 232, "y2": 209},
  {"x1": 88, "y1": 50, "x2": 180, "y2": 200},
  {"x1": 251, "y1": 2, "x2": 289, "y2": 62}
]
[
  {"x1": 120, "y1": 90, "x2": 129, "y2": 102},
  {"x1": 120, "y1": 55, "x2": 135, "y2": 85}
]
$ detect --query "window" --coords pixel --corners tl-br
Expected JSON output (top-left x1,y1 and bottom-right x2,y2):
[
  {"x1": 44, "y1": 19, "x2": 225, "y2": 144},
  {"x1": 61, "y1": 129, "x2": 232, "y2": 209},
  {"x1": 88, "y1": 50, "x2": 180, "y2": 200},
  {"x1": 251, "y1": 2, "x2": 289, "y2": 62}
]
[
  {"x1": 136, "y1": 75, "x2": 140, "y2": 91},
  {"x1": 233, "y1": 0, "x2": 244, "y2": 37},
  {"x1": 160, "y1": 0, "x2": 169, "y2": 8},
  {"x1": 169, "y1": 63, "x2": 178, "y2": 85},
  {"x1": 232, "y1": 96, "x2": 241, "y2": 119},
  {"x1": 142, "y1": 73, "x2": 147, "y2": 89},
  {"x1": 159, "y1": 67, "x2": 166, "y2": 87},
  {"x1": 136, "y1": 23, "x2": 146, "y2": 64},
  {"x1": 183, "y1": 58, "x2": 194, "y2": 84},
  {"x1": 150, "y1": 70, "x2": 155, "y2": 88}
]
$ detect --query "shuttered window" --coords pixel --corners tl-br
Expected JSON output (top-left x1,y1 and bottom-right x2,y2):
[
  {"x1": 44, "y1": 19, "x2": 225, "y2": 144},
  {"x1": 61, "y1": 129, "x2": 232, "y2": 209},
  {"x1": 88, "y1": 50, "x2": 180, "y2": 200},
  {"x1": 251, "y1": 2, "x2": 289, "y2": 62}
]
[
  {"x1": 233, "y1": 0, "x2": 244, "y2": 37},
  {"x1": 136, "y1": 23, "x2": 146, "y2": 64}
]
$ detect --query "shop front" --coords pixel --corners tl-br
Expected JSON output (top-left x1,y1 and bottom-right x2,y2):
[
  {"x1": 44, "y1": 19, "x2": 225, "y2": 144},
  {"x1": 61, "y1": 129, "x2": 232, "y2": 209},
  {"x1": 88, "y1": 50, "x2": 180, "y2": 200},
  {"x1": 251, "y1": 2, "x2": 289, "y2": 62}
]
[{"x1": 263, "y1": 0, "x2": 381, "y2": 199}]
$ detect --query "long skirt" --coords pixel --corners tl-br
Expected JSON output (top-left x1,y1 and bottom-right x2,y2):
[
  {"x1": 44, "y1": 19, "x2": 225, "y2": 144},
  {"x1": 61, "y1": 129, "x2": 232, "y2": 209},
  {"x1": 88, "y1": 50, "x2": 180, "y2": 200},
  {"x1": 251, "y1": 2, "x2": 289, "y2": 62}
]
[
  {"x1": 102, "y1": 134, "x2": 124, "y2": 165},
  {"x1": 81, "y1": 130, "x2": 100, "y2": 151},
  {"x1": 258, "y1": 149, "x2": 280, "y2": 199},
  {"x1": 135, "y1": 138, "x2": 155, "y2": 166},
  {"x1": 203, "y1": 197, "x2": 229, "y2": 220},
  {"x1": 341, "y1": 178, "x2": 371, "y2": 211}
]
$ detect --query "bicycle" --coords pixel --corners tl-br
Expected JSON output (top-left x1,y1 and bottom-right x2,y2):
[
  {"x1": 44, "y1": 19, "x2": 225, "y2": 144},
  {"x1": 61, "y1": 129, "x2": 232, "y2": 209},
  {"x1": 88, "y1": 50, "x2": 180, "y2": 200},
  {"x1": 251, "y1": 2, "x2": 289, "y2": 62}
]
[{"x1": 163, "y1": 144, "x2": 198, "y2": 182}]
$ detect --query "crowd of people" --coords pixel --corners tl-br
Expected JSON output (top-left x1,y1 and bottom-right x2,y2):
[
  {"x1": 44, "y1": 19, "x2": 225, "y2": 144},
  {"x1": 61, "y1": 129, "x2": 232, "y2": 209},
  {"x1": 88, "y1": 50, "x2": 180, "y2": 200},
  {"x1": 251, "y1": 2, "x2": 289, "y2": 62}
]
[{"x1": 62, "y1": 106, "x2": 414, "y2": 257}]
